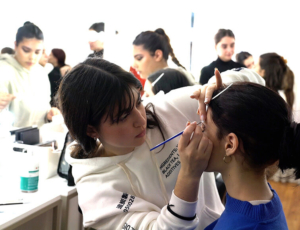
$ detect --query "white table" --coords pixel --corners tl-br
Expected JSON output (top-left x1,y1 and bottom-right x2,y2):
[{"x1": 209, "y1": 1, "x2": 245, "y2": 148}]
[
  {"x1": 0, "y1": 175, "x2": 84, "y2": 230},
  {"x1": 0, "y1": 188, "x2": 62, "y2": 230},
  {"x1": 0, "y1": 140, "x2": 83, "y2": 230}
]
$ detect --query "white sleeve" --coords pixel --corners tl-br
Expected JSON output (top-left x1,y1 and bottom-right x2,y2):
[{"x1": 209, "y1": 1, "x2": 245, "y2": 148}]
[{"x1": 77, "y1": 176, "x2": 199, "y2": 230}]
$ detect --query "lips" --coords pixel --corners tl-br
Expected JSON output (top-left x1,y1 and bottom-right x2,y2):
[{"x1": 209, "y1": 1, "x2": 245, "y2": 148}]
[{"x1": 136, "y1": 129, "x2": 146, "y2": 138}]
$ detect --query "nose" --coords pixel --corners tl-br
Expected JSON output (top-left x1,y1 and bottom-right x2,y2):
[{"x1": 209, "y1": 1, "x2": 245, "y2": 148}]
[
  {"x1": 133, "y1": 107, "x2": 145, "y2": 128},
  {"x1": 132, "y1": 60, "x2": 138, "y2": 69},
  {"x1": 29, "y1": 52, "x2": 36, "y2": 61}
]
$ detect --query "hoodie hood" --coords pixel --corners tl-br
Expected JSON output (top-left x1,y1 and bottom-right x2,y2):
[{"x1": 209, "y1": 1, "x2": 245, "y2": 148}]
[{"x1": 0, "y1": 53, "x2": 31, "y2": 74}]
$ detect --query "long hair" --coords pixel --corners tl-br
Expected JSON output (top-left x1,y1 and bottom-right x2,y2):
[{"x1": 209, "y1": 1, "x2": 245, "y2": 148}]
[
  {"x1": 209, "y1": 82, "x2": 300, "y2": 179},
  {"x1": 133, "y1": 28, "x2": 186, "y2": 69},
  {"x1": 259, "y1": 53, "x2": 294, "y2": 107},
  {"x1": 58, "y1": 58, "x2": 164, "y2": 158},
  {"x1": 51, "y1": 49, "x2": 66, "y2": 68}
]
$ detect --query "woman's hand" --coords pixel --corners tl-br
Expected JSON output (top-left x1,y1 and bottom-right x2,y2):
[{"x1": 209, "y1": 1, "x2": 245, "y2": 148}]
[
  {"x1": 174, "y1": 121, "x2": 212, "y2": 202},
  {"x1": 178, "y1": 121, "x2": 212, "y2": 178},
  {"x1": 190, "y1": 69, "x2": 222, "y2": 122},
  {"x1": 0, "y1": 92, "x2": 16, "y2": 110}
]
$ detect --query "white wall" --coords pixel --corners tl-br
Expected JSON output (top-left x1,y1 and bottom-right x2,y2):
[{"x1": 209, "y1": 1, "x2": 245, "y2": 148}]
[{"x1": 0, "y1": 0, "x2": 299, "y2": 120}]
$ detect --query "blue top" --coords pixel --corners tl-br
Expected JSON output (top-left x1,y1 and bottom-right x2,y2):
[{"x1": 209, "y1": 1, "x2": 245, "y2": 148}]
[{"x1": 204, "y1": 184, "x2": 288, "y2": 230}]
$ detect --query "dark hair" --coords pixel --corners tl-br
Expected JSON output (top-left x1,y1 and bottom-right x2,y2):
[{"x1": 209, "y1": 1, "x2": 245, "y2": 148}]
[
  {"x1": 1, "y1": 47, "x2": 15, "y2": 55},
  {"x1": 58, "y1": 58, "x2": 164, "y2": 158},
  {"x1": 16, "y1": 21, "x2": 43, "y2": 46},
  {"x1": 210, "y1": 82, "x2": 300, "y2": 179},
  {"x1": 259, "y1": 53, "x2": 294, "y2": 107},
  {"x1": 133, "y1": 28, "x2": 186, "y2": 69},
  {"x1": 89, "y1": 22, "x2": 105, "y2": 33},
  {"x1": 148, "y1": 68, "x2": 192, "y2": 95},
  {"x1": 214, "y1": 29, "x2": 235, "y2": 45},
  {"x1": 236, "y1": 52, "x2": 252, "y2": 65},
  {"x1": 51, "y1": 49, "x2": 66, "y2": 68}
]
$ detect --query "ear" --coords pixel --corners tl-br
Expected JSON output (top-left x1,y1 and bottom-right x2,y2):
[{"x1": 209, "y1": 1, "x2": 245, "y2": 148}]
[
  {"x1": 260, "y1": 69, "x2": 265, "y2": 77},
  {"x1": 224, "y1": 133, "x2": 239, "y2": 157},
  {"x1": 86, "y1": 125, "x2": 98, "y2": 139},
  {"x1": 154, "y1": 49, "x2": 163, "y2": 62}
]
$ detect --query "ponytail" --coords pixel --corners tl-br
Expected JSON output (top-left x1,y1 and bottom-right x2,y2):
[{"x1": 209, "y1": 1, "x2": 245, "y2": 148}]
[
  {"x1": 154, "y1": 28, "x2": 186, "y2": 69},
  {"x1": 278, "y1": 122, "x2": 300, "y2": 179},
  {"x1": 71, "y1": 136, "x2": 100, "y2": 159},
  {"x1": 282, "y1": 67, "x2": 294, "y2": 108}
]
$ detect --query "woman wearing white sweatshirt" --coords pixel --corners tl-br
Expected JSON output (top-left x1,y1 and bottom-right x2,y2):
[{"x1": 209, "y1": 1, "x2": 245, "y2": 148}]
[
  {"x1": 58, "y1": 58, "x2": 264, "y2": 230},
  {"x1": 0, "y1": 22, "x2": 59, "y2": 128}
]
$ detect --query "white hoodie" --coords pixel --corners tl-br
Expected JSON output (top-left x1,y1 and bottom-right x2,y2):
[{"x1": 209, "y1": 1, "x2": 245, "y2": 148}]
[
  {"x1": 66, "y1": 68, "x2": 265, "y2": 230},
  {"x1": 0, "y1": 54, "x2": 51, "y2": 127}
]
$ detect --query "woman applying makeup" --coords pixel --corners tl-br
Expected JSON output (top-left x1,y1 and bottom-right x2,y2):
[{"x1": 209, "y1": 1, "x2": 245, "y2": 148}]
[
  {"x1": 0, "y1": 22, "x2": 59, "y2": 127},
  {"x1": 199, "y1": 29, "x2": 245, "y2": 85},
  {"x1": 58, "y1": 57, "x2": 264, "y2": 229}
]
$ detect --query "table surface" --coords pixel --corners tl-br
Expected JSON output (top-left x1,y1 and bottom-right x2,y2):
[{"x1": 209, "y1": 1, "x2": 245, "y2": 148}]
[{"x1": 0, "y1": 171, "x2": 76, "y2": 228}]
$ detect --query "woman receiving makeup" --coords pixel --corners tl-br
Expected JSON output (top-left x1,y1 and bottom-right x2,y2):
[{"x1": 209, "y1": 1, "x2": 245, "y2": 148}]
[{"x1": 0, "y1": 22, "x2": 60, "y2": 127}]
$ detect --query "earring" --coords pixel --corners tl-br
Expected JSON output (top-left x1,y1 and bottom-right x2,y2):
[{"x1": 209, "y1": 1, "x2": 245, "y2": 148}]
[{"x1": 223, "y1": 155, "x2": 232, "y2": 163}]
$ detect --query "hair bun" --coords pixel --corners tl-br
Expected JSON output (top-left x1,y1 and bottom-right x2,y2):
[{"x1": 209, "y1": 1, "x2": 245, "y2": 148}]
[
  {"x1": 23, "y1": 21, "x2": 33, "y2": 26},
  {"x1": 155, "y1": 28, "x2": 166, "y2": 36}
]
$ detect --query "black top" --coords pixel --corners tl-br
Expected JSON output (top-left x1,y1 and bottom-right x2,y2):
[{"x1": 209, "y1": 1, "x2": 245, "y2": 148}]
[
  {"x1": 48, "y1": 67, "x2": 62, "y2": 107},
  {"x1": 88, "y1": 49, "x2": 104, "y2": 58},
  {"x1": 199, "y1": 57, "x2": 245, "y2": 85}
]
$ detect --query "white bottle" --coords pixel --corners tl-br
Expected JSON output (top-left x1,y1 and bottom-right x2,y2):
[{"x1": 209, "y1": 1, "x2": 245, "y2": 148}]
[{"x1": 20, "y1": 149, "x2": 39, "y2": 193}]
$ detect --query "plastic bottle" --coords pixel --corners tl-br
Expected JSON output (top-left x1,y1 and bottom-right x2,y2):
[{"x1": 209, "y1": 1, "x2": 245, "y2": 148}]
[{"x1": 20, "y1": 149, "x2": 39, "y2": 193}]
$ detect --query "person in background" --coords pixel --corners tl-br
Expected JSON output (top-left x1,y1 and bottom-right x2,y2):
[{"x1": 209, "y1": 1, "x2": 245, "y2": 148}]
[
  {"x1": 254, "y1": 52, "x2": 297, "y2": 184},
  {"x1": 0, "y1": 22, "x2": 59, "y2": 128},
  {"x1": 143, "y1": 68, "x2": 192, "y2": 97},
  {"x1": 1, "y1": 47, "x2": 15, "y2": 55},
  {"x1": 255, "y1": 53, "x2": 294, "y2": 108},
  {"x1": 88, "y1": 22, "x2": 105, "y2": 58},
  {"x1": 60, "y1": 64, "x2": 72, "y2": 77},
  {"x1": 198, "y1": 80, "x2": 295, "y2": 230},
  {"x1": 38, "y1": 49, "x2": 48, "y2": 67},
  {"x1": 199, "y1": 29, "x2": 245, "y2": 85},
  {"x1": 235, "y1": 51, "x2": 254, "y2": 69},
  {"x1": 132, "y1": 28, "x2": 195, "y2": 85},
  {"x1": 48, "y1": 48, "x2": 66, "y2": 106}
]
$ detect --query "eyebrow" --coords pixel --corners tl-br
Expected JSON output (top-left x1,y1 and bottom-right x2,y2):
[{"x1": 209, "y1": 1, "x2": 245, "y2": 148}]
[
  {"x1": 22, "y1": 46, "x2": 42, "y2": 52},
  {"x1": 22, "y1": 46, "x2": 31, "y2": 51}
]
